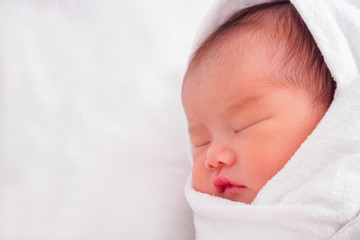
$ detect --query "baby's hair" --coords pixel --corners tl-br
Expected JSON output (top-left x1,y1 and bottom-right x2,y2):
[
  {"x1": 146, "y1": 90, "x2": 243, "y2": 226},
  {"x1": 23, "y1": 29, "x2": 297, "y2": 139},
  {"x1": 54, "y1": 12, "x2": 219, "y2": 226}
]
[{"x1": 187, "y1": 1, "x2": 336, "y2": 108}]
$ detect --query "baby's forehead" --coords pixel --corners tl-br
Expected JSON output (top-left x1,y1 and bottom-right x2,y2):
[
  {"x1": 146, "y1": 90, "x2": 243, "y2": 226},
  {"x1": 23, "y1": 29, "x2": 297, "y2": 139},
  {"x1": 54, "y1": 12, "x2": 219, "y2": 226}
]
[{"x1": 183, "y1": 57, "x2": 276, "y2": 116}]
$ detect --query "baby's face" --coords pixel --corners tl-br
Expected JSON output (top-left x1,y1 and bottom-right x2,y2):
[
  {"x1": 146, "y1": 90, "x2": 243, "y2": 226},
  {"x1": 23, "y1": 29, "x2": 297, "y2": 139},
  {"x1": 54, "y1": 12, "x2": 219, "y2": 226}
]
[{"x1": 182, "y1": 37, "x2": 327, "y2": 204}]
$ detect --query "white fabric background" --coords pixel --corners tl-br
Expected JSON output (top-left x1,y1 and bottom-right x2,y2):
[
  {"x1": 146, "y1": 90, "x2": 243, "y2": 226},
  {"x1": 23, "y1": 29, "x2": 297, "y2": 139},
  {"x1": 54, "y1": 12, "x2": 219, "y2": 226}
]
[{"x1": 0, "y1": 1, "x2": 213, "y2": 239}]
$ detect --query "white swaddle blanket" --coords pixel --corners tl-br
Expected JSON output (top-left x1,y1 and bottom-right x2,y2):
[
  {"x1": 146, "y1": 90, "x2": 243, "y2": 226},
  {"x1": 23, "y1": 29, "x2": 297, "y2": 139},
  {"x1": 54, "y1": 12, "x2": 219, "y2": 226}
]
[{"x1": 184, "y1": 0, "x2": 360, "y2": 239}]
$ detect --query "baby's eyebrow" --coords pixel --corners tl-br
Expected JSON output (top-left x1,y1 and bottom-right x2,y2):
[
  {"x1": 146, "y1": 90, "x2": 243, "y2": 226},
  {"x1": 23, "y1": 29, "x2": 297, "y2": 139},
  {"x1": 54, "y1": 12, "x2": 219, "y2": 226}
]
[{"x1": 225, "y1": 94, "x2": 265, "y2": 114}]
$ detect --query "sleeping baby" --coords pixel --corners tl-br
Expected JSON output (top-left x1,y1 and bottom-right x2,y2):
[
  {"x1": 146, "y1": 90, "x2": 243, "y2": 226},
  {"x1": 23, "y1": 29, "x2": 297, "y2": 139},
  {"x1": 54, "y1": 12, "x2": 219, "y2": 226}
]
[
  {"x1": 182, "y1": 1, "x2": 336, "y2": 204},
  {"x1": 182, "y1": 0, "x2": 360, "y2": 239}
]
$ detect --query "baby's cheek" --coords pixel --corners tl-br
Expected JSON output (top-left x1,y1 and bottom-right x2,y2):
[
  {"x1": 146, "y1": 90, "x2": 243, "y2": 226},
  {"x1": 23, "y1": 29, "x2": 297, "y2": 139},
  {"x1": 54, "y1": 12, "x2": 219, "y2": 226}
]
[
  {"x1": 240, "y1": 121, "x2": 277, "y2": 158},
  {"x1": 240, "y1": 122, "x2": 289, "y2": 188}
]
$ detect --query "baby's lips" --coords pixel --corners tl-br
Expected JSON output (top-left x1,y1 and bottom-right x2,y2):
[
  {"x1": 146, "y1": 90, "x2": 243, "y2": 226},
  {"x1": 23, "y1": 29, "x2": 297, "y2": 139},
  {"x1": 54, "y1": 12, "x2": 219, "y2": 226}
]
[
  {"x1": 211, "y1": 176, "x2": 245, "y2": 192},
  {"x1": 212, "y1": 176, "x2": 230, "y2": 186},
  {"x1": 211, "y1": 176, "x2": 230, "y2": 192}
]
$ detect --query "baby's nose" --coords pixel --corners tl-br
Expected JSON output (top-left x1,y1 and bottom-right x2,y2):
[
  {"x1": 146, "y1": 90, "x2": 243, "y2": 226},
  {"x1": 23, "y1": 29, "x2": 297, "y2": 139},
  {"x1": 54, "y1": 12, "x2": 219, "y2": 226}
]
[{"x1": 205, "y1": 148, "x2": 236, "y2": 170}]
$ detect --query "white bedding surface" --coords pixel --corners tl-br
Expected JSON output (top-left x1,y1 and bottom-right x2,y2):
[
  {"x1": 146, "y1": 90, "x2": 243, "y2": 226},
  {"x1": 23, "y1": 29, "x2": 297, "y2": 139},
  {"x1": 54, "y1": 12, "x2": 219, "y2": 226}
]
[{"x1": 0, "y1": 1, "x2": 213, "y2": 239}]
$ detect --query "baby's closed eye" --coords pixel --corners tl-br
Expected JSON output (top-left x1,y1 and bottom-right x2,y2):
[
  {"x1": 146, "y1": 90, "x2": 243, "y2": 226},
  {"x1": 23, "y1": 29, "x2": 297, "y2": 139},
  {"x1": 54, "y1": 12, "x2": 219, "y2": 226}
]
[
  {"x1": 193, "y1": 141, "x2": 211, "y2": 148},
  {"x1": 190, "y1": 135, "x2": 211, "y2": 148},
  {"x1": 233, "y1": 115, "x2": 273, "y2": 134}
]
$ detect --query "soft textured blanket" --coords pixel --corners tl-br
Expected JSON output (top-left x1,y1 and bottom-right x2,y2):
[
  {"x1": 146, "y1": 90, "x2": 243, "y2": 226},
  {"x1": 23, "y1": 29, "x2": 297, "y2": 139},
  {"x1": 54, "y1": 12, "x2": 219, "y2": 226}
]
[{"x1": 184, "y1": 0, "x2": 360, "y2": 239}]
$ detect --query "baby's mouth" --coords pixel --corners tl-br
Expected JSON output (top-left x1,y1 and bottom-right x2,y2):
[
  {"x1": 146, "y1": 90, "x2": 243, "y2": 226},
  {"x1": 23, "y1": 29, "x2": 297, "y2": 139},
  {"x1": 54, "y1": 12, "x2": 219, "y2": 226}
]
[{"x1": 212, "y1": 176, "x2": 245, "y2": 193}]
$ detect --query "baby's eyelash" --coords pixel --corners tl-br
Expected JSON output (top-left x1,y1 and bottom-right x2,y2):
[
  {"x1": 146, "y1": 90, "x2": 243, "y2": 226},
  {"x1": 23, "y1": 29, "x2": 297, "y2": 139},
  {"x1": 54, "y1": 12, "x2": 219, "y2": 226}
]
[
  {"x1": 234, "y1": 116, "x2": 272, "y2": 133},
  {"x1": 194, "y1": 141, "x2": 211, "y2": 148},
  {"x1": 234, "y1": 122, "x2": 255, "y2": 133}
]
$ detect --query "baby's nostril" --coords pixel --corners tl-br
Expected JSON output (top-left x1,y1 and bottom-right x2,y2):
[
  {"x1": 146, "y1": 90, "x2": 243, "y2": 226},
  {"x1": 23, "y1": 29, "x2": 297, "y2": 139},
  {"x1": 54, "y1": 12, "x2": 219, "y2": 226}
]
[{"x1": 205, "y1": 161, "x2": 214, "y2": 170}]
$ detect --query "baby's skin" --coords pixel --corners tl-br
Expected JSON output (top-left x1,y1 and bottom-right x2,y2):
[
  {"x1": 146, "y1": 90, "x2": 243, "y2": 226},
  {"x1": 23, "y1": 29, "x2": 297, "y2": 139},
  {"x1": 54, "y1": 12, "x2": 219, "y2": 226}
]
[{"x1": 182, "y1": 33, "x2": 327, "y2": 204}]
